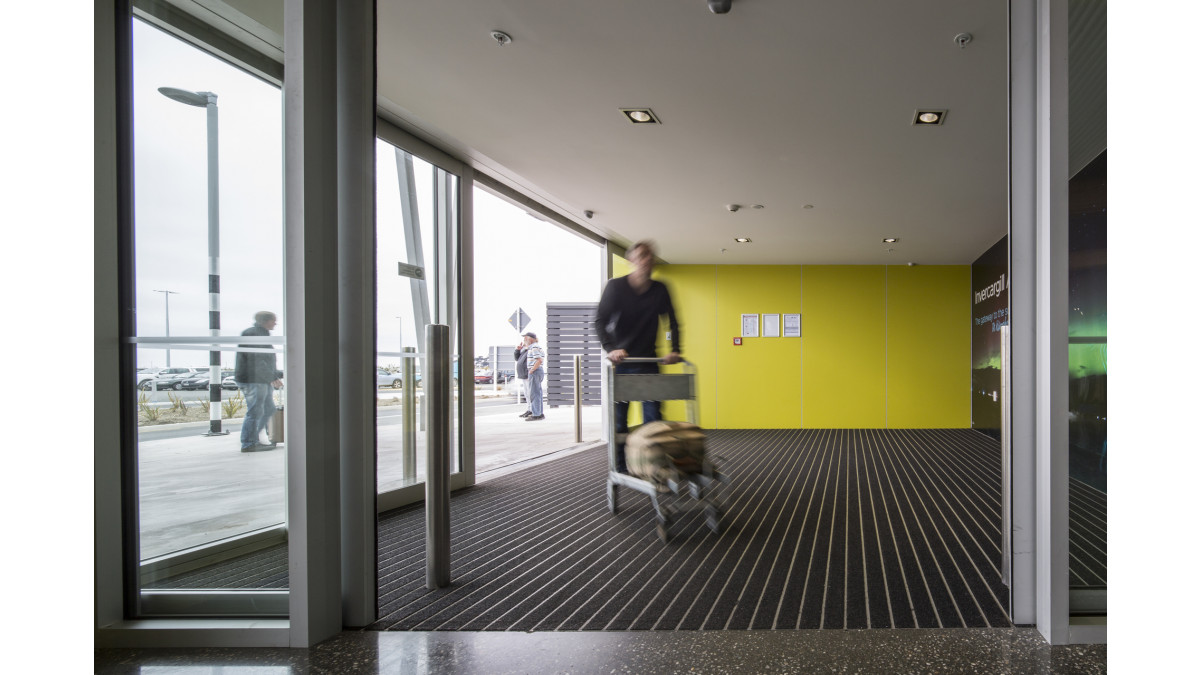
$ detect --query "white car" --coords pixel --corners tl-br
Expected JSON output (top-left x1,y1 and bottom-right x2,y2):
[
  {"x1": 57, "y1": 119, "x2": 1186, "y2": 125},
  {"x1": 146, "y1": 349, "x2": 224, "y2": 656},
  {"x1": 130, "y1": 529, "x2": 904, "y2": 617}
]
[
  {"x1": 139, "y1": 367, "x2": 204, "y2": 390},
  {"x1": 377, "y1": 368, "x2": 404, "y2": 389},
  {"x1": 135, "y1": 368, "x2": 160, "y2": 389}
]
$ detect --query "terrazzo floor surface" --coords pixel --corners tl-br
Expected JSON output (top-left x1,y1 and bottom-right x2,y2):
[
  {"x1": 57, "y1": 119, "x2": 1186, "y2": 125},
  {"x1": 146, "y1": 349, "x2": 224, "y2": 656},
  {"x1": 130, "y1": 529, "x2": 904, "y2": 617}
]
[{"x1": 95, "y1": 628, "x2": 1107, "y2": 674}]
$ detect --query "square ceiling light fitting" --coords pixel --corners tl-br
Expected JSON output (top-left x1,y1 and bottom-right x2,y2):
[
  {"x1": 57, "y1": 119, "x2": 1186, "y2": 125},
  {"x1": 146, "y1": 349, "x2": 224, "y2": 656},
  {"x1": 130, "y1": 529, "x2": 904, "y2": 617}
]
[
  {"x1": 913, "y1": 109, "x2": 947, "y2": 126},
  {"x1": 621, "y1": 108, "x2": 661, "y2": 124}
]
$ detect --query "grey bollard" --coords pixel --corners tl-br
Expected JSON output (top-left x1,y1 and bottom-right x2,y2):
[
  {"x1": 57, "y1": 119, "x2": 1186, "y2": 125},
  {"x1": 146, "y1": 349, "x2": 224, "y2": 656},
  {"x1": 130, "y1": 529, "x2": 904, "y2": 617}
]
[
  {"x1": 574, "y1": 355, "x2": 583, "y2": 443},
  {"x1": 402, "y1": 347, "x2": 417, "y2": 484},
  {"x1": 425, "y1": 324, "x2": 452, "y2": 589}
]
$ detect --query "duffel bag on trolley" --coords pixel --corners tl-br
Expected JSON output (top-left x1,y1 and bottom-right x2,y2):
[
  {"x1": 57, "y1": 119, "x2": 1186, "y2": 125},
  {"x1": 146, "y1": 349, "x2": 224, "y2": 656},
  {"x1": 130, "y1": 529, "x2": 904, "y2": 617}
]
[{"x1": 626, "y1": 420, "x2": 706, "y2": 484}]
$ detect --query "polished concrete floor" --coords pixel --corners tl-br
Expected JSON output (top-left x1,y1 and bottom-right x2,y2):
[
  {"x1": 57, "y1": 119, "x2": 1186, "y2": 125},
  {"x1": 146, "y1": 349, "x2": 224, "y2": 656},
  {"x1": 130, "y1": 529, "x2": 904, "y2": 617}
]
[{"x1": 95, "y1": 628, "x2": 1106, "y2": 674}]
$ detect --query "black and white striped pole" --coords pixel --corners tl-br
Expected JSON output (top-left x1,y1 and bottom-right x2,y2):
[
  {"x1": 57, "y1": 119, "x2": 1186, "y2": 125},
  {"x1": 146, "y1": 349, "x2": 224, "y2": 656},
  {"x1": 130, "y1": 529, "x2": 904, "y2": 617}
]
[{"x1": 158, "y1": 86, "x2": 227, "y2": 436}]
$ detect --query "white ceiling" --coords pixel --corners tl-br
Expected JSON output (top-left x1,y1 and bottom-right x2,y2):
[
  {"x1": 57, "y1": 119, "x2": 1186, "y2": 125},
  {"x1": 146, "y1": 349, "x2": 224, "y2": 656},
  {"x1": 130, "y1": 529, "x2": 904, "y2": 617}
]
[
  {"x1": 216, "y1": 0, "x2": 1024, "y2": 265},
  {"x1": 375, "y1": 0, "x2": 1011, "y2": 265}
]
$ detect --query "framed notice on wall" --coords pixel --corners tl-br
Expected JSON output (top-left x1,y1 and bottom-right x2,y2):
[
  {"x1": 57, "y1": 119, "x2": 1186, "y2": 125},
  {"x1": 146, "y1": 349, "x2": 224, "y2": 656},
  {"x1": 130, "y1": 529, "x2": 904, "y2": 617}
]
[
  {"x1": 762, "y1": 314, "x2": 780, "y2": 337},
  {"x1": 783, "y1": 313, "x2": 802, "y2": 337},
  {"x1": 741, "y1": 314, "x2": 759, "y2": 338}
]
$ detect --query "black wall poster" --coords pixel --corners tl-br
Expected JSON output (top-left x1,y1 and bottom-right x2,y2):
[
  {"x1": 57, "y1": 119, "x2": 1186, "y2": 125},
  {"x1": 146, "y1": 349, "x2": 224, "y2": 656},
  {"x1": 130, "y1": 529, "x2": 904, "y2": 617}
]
[{"x1": 971, "y1": 236, "x2": 1008, "y2": 439}]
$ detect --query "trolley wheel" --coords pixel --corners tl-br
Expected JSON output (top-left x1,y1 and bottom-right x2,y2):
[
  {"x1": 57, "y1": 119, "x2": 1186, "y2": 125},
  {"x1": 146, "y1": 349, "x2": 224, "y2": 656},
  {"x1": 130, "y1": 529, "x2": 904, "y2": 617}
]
[
  {"x1": 607, "y1": 481, "x2": 619, "y2": 514},
  {"x1": 706, "y1": 505, "x2": 722, "y2": 534},
  {"x1": 656, "y1": 512, "x2": 672, "y2": 543}
]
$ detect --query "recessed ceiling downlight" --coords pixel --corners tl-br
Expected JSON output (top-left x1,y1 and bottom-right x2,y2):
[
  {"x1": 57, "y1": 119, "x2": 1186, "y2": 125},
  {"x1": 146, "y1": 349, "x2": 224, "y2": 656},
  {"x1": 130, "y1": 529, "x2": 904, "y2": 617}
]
[
  {"x1": 735, "y1": 237, "x2": 752, "y2": 243},
  {"x1": 913, "y1": 109, "x2": 947, "y2": 125},
  {"x1": 883, "y1": 237, "x2": 899, "y2": 243},
  {"x1": 620, "y1": 108, "x2": 661, "y2": 124}
]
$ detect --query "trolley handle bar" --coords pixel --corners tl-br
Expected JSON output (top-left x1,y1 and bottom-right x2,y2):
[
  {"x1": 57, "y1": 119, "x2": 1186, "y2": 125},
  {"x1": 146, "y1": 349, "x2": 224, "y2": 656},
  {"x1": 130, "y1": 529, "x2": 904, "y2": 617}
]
[{"x1": 610, "y1": 356, "x2": 689, "y2": 365}]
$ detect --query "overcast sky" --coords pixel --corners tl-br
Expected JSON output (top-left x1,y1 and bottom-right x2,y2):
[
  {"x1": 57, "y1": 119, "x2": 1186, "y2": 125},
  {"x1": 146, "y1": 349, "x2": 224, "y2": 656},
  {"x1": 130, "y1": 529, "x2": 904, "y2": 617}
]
[{"x1": 133, "y1": 19, "x2": 601, "y2": 371}]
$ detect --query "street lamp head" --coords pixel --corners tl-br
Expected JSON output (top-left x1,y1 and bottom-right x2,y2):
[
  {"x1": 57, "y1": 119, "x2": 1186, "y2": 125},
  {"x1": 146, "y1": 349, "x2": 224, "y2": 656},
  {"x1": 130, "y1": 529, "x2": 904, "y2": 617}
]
[{"x1": 158, "y1": 87, "x2": 214, "y2": 107}]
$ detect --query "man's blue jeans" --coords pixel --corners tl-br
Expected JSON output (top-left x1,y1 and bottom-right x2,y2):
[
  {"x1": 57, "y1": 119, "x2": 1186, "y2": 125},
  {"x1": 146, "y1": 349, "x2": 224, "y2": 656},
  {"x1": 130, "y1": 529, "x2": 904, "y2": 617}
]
[
  {"x1": 614, "y1": 361, "x2": 662, "y2": 472},
  {"x1": 529, "y1": 369, "x2": 545, "y2": 416},
  {"x1": 238, "y1": 382, "x2": 276, "y2": 449}
]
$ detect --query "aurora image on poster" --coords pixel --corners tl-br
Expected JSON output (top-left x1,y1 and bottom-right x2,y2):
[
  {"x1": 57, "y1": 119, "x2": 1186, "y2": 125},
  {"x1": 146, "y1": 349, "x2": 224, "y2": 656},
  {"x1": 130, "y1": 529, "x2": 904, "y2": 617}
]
[{"x1": 1068, "y1": 151, "x2": 1106, "y2": 492}]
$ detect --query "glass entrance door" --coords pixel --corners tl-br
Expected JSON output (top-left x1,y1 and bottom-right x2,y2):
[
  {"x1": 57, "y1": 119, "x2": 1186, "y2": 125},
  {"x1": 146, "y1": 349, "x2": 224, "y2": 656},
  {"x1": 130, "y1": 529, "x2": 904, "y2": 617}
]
[
  {"x1": 375, "y1": 138, "x2": 463, "y2": 498},
  {"x1": 130, "y1": 16, "x2": 288, "y2": 616}
]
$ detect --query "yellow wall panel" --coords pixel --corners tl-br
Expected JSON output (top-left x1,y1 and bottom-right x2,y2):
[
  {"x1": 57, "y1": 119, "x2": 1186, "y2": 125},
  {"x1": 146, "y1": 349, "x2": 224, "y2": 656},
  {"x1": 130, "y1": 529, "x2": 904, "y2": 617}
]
[
  {"x1": 800, "y1": 266, "x2": 886, "y2": 427},
  {"x1": 885, "y1": 265, "x2": 971, "y2": 427},
  {"x1": 654, "y1": 265, "x2": 717, "y2": 427},
  {"x1": 604, "y1": 262, "x2": 970, "y2": 430},
  {"x1": 713, "y1": 266, "x2": 804, "y2": 428},
  {"x1": 611, "y1": 253, "x2": 631, "y2": 278}
]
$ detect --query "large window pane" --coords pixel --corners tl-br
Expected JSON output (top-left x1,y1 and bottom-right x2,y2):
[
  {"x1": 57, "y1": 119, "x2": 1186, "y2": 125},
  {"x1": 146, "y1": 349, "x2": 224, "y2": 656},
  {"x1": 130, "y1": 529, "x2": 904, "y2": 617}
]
[
  {"x1": 132, "y1": 18, "x2": 287, "y2": 603},
  {"x1": 472, "y1": 188, "x2": 603, "y2": 475}
]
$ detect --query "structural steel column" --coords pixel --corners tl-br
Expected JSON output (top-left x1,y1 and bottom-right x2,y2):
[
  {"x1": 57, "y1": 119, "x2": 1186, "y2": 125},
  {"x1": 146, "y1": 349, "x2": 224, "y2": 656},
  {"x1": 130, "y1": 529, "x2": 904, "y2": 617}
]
[
  {"x1": 1007, "y1": 0, "x2": 1038, "y2": 628},
  {"x1": 1034, "y1": 0, "x2": 1070, "y2": 645},
  {"x1": 285, "y1": 0, "x2": 342, "y2": 648},
  {"x1": 1010, "y1": 0, "x2": 1070, "y2": 644},
  {"x1": 336, "y1": 0, "x2": 377, "y2": 629}
]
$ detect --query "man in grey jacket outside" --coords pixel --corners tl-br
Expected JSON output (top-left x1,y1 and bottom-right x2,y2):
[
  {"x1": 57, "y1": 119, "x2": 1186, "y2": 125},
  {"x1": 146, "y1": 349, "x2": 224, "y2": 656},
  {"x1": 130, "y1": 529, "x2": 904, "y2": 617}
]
[
  {"x1": 235, "y1": 310, "x2": 284, "y2": 452},
  {"x1": 515, "y1": 335, "x2": 531, "y2": 417}
]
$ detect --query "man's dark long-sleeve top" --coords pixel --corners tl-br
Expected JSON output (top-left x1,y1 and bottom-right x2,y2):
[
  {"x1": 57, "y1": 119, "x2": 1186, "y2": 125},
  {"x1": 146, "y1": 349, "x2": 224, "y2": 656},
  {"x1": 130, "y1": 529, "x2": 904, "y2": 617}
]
[
  {"x1": 594, "y1": 275, "x2": 680, "y2": 358},
  {"x1": 514, "y1": 346, "x2": 529, "y2": 379},
  {"x1": 234, "y1": 324, "x2": 282, "y2": 383}
]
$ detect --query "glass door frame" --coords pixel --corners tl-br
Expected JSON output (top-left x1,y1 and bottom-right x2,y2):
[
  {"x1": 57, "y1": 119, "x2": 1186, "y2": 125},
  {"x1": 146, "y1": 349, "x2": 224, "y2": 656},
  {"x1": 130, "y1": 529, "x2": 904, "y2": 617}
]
[
  {"x1": 375, "y1": 117, "x2": 476, "y2": 512},
  {"x1": 119, "y1": 8, "x2": 289, "y2": 619}
]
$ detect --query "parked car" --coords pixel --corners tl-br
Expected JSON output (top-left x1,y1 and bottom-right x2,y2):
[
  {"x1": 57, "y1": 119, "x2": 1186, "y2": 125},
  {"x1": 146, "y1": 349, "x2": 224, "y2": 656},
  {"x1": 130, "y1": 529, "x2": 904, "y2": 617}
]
[
  {"x1": 377, "y1": 368, "x2": 404, "y2": 389},
  {"x1": 135, "y1": 368, "x2": 160, "y2": 389},
  {"x1": 142, "y1": 372, "x2": 190, "y2": 390},
  {"x1": 137, "y1": 368, "x2": 209, "y2": 390},
  {"x1": 179, "y1": 374, "x2": 211, "y2": 390},
  {"x1": 475, "y1": 369, "x2": 514, "y2": 385},
  {"x1": 180, "y1": 369, "x2": 232, "y2": 391}
]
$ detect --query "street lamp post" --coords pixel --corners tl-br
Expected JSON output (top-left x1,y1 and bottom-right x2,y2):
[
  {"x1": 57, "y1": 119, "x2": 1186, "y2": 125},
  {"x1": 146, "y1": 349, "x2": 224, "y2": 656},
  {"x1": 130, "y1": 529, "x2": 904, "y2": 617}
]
[
  {"x1": 159, "y1": 86, "x2": 227, "y2": 436},
  {"x1": 153, "y1": 289, "x2": 179, "y2": 367}
]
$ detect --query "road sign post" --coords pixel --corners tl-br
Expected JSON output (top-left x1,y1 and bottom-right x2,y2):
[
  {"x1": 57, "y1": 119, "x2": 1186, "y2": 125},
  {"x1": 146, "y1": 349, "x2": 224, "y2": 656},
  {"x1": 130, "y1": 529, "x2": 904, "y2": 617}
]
[{"x1": 507, "y1": 307, "x2": 530, "y2": 334}]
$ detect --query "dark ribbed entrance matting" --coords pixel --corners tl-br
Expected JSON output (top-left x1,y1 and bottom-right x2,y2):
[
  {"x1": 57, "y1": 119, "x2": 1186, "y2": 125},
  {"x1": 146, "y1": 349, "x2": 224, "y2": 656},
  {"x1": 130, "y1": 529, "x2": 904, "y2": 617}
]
[
  {"x1": 1069, "y1": 477, "x2": 1107, "y2": 587},
  {"x1": 373, "y1": 429, "x2": 1011, "y2": 631}
]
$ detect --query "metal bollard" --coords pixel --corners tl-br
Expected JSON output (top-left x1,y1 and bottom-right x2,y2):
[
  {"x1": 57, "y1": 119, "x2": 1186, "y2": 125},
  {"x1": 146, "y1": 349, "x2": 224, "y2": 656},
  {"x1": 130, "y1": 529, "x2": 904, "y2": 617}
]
[
  {"x1": 573, "y1": 354, "x2": 583, "y2": 443},
  {"x1": 425, "y1": 324, "x2": 452, "y2": 589},
  {"x1": 402, "y1": 347, "x2": 417, "y2": 485}
]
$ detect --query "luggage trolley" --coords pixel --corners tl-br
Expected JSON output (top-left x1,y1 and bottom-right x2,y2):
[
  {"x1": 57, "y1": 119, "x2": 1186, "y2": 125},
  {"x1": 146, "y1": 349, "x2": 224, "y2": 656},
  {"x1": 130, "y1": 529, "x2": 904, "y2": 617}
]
[{"x1": 606, "y1": 357, "x2": 723, "y2": 542}]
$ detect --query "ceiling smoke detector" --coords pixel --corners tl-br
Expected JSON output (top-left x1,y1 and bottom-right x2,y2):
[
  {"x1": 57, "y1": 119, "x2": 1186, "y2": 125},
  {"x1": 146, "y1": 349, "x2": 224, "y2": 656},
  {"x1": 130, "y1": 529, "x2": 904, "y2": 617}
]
[{"x1": 490, "y1": 30, "x2": 512, "y2": 46}]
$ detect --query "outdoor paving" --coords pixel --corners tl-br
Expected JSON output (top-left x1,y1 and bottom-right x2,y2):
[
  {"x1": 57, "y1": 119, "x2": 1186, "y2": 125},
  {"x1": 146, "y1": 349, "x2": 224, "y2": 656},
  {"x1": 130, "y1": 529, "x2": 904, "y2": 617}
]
[{"x1": 136, "y1": 390, "x2": 602, "y2": 560}]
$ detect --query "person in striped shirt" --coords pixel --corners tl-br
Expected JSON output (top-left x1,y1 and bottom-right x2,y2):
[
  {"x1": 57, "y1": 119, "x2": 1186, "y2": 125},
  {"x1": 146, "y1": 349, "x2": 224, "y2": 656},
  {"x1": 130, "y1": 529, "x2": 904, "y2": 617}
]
[{"x1": 523, "y1": 331, "x2": 546, "y2": 421}]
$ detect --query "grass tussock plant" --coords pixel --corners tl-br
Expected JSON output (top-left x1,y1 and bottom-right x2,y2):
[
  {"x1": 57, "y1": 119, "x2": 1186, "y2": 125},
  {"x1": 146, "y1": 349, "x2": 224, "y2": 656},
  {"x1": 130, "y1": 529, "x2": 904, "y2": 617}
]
[
  {"x1": 198, "y1": 399, "x2": 211, "y2": 414},
  {"x1": 137, "y1": 392, "x2": 162, "y2": 422},
  {"x1": 222, "y1": 391, "x2": 245, "y2": 419},
  {"x1": 166, "y1": 392, "x2": 189, "y2": 413}
]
